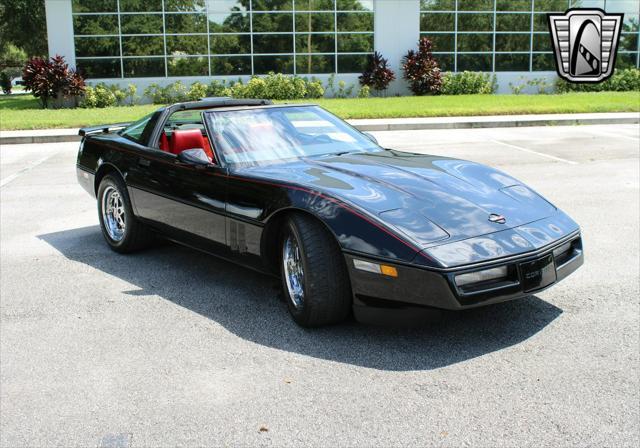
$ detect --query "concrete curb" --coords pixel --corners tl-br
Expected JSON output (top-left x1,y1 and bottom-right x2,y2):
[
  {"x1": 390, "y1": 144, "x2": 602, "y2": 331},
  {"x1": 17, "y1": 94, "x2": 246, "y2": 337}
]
[
  {"x1": 351, "y1": 114, "x2": 640, "y2": 132},
  {"x1": 0, "y1": 134, "x2": 80, "y2": 145},
  {"x1": 1, "y1": 113, "x2": 638, "y2": 145}
]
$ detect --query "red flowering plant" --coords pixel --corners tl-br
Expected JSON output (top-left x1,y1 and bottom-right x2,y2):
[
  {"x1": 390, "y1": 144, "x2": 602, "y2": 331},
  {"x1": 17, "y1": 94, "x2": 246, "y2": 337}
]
[
  {"x1": 23, "y1": 55, "x2": 85, "y2": 108},
  {"x1": 402, "y1": 37, "x2": 442, "y2": 95},
  {"x1": 359, "y1": 51, "x2": 396, "y2": 95}
]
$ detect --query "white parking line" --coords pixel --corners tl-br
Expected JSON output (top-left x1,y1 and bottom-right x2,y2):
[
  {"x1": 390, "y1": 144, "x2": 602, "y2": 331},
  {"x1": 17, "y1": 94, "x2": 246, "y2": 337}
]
[
  {"x1": 490, "y1": 139, "x2": 578, "y2": 165},
  {"x1": 0, "y1": 153, "x2": 59, "y2": 188}
]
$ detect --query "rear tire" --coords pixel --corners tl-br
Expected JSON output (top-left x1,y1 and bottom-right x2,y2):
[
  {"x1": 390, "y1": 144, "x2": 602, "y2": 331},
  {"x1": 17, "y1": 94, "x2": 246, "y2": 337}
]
[
  {"x1": 97, "y1": 174, "x2": 153, "y2": 253},
  {"x1": 280, "y1": 214, "x2": 352, "y2": 327}
]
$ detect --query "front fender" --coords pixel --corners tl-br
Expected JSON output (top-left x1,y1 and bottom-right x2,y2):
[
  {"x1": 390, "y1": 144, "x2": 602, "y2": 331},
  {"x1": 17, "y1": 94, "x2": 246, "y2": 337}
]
[{"x1": 262, "y1": 187, "x2": 426, "y2": 265}]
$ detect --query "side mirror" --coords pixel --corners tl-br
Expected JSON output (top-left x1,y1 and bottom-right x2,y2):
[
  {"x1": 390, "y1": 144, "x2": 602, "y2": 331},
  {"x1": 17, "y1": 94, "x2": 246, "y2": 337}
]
[
  {"x1": 363, "y1": 132, "x2": 379, "y2": 145},
  {"x1": 177, "y1": 148, "x2": 213, "y2": 167}
]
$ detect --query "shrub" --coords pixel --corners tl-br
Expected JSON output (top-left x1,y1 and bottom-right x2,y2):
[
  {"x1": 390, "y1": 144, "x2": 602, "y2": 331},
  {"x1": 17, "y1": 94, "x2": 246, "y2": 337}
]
[
  {"x1": 305, "y1": 78, "x2": 325, "y2": 99},
  {"x1": 263, "y1": 73, "x2": 307, "y2": 100},
  {"x1": 508, "y1": 76, "x2": 552, "y2": 95},
  {"x1": 441, "y1": 71, "x2": 497, "y2": 95},
  {"x1": 337, "y1": 80, "x2": 353, "y2": 98},
  {"x1": 0, "y1": 71, "x2": 11, "y2": 94},
  {"x1": 125, "y1": 83, "x2": 138, "y2": 105},
  {"x1": 525, "y1": 77, "x2": 553, "y2": 94},
  {"x1": 81, "y1": 82, "x2": 141, "y2": 108},
  {"x1": 22, "y1": 55, "x2": 85, "y2": 108},
  {"x1": 81, "y1": 84, "x2": 116, "y2": 108},
  {"x1": 207, "y1": 79, "x2": 228, "y2": 97},
  {"x1": 144, "y1": 83, "x2": 166, "y2": 104},
  {"x1": 187, "y1": 81, "x2": 208, "y2": 101},
  {"x1": 290, "y1": 76, "x2": 308, "y2": 99},
  {"x1": 110, "y1": 84, "x2": 127, "y2": 104},
  {"x1": 81, "y1": 86, "x2": 97, "y2": 108},
  {"x1": 144, "y1": 81, "x2": 190, "y2": 104},
  {"x1": 359, "y1": 51, "x2": 395, "y2": 93},
  {"x1": 358, "y1": 85, "x2": 371, "y2": 98},
  {"x1": 234, "y1": 77, "x2": 267, "y2": 99},
  {"x1": 556, "y1": 68, "x2": 640, "y2": 93},
  {"x1": 326, "y1": 74, "x2": 355, "y2": 98},
  {"x1": 509, "y1": 78, "x2": 527, "y2": 95},
  {"x1": 166, "y1": 81, "x2": 189, "y2": 102},
  {"x1": 402, "y1": 37, "x2": 442, "y2": 95},
  {"x1": 608, "y1": 68, "x2": 640, "y2": 91},
  {"x1": 224, "y1": 73, "x2": 317, "y2": 100},
  {"x1": 0, "y1": 44, "x2": 27, "y2": 70}
]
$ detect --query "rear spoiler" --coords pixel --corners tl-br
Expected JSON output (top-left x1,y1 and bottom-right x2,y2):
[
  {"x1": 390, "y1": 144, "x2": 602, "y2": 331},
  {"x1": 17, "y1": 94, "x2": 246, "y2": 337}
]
[{"x1": 78, "y1": 122, "x2": 130, "y2": 137}]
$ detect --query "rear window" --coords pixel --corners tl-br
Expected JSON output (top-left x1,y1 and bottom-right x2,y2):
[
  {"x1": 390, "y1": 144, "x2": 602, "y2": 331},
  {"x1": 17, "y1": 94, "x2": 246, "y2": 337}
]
[
  {"x1": 121, "y1": 113, "x2": 153, "y2": 142},
  {"x1": 163, "y1": 110, "x2": 205, "y2": 135}
]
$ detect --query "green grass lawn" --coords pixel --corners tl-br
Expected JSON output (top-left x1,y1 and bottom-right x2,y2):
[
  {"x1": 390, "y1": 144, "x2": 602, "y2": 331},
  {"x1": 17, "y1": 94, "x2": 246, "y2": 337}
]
[{"x1": 1, "y1": 91, "x2": 638, "y2": 131}]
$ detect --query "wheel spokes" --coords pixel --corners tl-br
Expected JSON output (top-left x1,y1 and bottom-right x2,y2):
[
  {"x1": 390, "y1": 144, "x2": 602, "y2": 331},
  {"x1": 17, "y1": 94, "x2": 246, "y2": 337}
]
[
  {"x1": 283, "y1": 235, "x2": 305, "y2": 309},
  {"x1": 102, "y1": 187, "x2": 126, "y2": 241}
]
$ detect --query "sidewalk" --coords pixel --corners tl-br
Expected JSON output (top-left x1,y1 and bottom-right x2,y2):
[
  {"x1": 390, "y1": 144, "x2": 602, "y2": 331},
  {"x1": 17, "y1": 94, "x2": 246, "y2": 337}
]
[{"x1": 1, "y1": 112, "x2": 638, "y2": 145}]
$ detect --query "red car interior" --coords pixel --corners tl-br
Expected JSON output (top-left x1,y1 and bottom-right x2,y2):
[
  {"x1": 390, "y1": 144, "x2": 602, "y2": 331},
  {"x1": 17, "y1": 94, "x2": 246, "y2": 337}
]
[
  {"x1": 161, "y1": 129, "x2": 214, "y2": 162},
  {"x1": 159, "y1": 131, "x2": 169, "y2": 151}
]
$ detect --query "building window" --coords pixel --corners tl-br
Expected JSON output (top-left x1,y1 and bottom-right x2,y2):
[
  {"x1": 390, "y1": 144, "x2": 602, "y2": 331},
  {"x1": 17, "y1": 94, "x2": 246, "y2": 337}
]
[
  {"x1": 72, "y1": 0, "x2": 376, "y2": 79},
  {"x1": 420, "y1": 0, "x2": 639, "y2": 72}
]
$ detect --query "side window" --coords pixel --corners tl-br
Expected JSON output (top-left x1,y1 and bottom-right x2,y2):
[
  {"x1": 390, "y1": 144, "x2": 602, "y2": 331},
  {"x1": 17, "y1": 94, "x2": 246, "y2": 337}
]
[
  {"x1": 158, "y1": 110, "x2": 207, "y2": 151},
  {"x1": 163, "y1": 110, "x2": 205, "y2": 139},
  {"x1": 121, "y1": 113, "x2": 153, "y2": 143},
  {"x1": 159, "y1": 110, "x2": 215, "y2": 163},
  {"x1": 163, "y1": 110, "x2": 205, "y2": 134}
]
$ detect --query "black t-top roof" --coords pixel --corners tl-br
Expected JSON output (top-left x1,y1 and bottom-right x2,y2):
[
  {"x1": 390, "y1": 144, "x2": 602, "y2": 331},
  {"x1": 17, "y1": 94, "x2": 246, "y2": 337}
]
[{"x1": 171, "y1": 97, "x2": 273, "y2": 112}]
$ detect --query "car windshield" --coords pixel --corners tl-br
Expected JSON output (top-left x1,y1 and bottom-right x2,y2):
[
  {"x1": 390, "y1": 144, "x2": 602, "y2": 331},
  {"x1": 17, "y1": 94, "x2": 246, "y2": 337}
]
[{"x1": 204, "y1": 105, "x2": 382, "y2": 165}]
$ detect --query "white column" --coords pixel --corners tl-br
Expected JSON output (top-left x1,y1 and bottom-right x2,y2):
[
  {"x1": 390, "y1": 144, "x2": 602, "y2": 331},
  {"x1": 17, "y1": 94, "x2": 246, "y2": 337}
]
[
  {"x1": 374, "y1": 0, "x2": 421, "y2": 95},
  {"x1": 45, "y1": 0, "x2": 76, "y2": 67}
]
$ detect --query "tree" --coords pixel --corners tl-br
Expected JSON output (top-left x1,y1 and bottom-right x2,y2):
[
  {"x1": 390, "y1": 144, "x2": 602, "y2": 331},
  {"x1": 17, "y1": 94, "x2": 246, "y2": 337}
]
[
  {"x1": 402, "y1": 37, "x2": 442, "y2": 95},
  {"x1": 0, "y1": 0, "x2": 47, "y2": 57},
  {"x1": 0, "y1": 71, "x2": 11, "y2": 94},
  {"x1": 359, "y1": 51, "x2": 395, "y2": 93},
  {"x1": 0, "y1": 43, "x2": 27, "y2": 72}
]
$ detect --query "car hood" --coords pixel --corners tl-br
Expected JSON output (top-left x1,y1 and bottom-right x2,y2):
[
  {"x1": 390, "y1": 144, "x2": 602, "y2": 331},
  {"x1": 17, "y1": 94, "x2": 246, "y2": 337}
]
[{"x1": 243, "y1": 150, "x2": 560, "y2": 249}]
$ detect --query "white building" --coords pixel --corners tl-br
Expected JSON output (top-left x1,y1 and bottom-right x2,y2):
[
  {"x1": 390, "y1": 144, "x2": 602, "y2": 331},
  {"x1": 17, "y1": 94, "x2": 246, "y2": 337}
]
[{"x1": 45, "y1": 0, "x2": 640, "y2": 94}]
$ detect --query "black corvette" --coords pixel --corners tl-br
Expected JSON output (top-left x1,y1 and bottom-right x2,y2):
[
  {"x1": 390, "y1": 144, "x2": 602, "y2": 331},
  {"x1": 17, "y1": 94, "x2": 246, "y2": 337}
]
[{"x1": 76, "y1": 98, "x2": 583, "y2": 327}]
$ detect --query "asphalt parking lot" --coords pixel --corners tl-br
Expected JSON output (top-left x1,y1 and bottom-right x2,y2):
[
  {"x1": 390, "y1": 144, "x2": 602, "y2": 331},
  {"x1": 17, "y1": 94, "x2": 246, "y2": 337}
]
[{"x1": 1, "y1": 124, "x2": 638, "y2": 447}]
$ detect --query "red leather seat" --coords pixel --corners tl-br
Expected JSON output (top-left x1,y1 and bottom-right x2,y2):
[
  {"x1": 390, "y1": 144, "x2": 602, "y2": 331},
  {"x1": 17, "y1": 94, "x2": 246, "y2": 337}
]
[
  {"x1": 159, "y1": 131, "x2": 169, "y2": 151},
  {"x1": 170, "y1": 129, "x2": 214, "y2": 162}
]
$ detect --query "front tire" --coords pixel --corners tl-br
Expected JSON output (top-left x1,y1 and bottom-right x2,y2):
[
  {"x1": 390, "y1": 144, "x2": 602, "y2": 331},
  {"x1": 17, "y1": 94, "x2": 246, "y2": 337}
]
[
  {"x1": 280, "y1": 214, "x2": 352, "y2": 327},
  {"x1": 97, "y1": 174, "x2": 153, "y2": 253}
]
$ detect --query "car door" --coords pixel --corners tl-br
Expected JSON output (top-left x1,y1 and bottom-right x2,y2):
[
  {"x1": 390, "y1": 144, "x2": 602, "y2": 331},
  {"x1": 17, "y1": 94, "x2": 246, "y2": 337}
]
[
  {"x1": 127, "y1": 119, "x2": 228, "y2": 254},
  {"x1": 130, "y1": 154, "x2": 228, "y2": 252}
]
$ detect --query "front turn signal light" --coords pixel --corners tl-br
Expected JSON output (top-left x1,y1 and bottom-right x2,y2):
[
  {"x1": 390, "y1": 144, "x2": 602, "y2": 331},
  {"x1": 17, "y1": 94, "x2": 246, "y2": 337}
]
[
  {"x1": 353, "y1": 259, "x2": 398, "y2": 278},
  {"x1": 380, "y1": 265, "x2": 398, "y2": 277}
]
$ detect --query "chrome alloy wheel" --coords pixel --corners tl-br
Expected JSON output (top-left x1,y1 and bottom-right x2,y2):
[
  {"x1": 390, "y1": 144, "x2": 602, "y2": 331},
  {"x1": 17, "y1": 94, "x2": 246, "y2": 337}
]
[
  {"x1": 101, "y1": 186, "x2": 126, "y2": 242},
  {"x1": 283, "y1": 234, "x2": 305, "y2": 309}
]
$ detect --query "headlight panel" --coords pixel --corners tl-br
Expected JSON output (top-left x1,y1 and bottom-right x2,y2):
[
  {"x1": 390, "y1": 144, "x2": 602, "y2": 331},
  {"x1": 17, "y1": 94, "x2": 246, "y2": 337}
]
[{"x1": 455, "y1": 266, "x2": 509, "y2": 287}]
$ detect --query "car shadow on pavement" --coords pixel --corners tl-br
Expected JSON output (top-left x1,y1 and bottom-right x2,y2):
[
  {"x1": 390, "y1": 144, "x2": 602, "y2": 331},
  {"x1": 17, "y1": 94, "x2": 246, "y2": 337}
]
[{"x1": 40, "y1": 226, "x2": 563, "y2": 372}]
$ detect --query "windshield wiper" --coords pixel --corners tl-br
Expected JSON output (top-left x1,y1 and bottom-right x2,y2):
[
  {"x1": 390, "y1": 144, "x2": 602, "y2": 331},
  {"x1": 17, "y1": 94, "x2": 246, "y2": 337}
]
[{"x1": 334, "y1": 150, "x2": 358, "y2": 157}]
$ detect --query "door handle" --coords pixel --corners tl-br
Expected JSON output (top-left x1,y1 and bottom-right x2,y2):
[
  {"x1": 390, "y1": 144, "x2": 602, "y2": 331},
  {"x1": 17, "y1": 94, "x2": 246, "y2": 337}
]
[{"x1": 138, "y1": 158, "x2": 151, "y2": 167}]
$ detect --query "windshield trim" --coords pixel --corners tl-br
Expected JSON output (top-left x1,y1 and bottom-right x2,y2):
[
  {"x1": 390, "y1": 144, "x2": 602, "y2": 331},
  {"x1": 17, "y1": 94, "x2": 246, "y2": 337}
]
[{"x1": 202, "y1": 103, "x2": 320, "y2": 114}]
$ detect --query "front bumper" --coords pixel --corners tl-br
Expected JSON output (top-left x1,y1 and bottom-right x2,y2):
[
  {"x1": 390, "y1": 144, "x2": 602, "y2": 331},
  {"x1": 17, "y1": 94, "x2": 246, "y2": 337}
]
[{"x1": 345, "y1": 232, "x2": 583, "y2": 314}]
